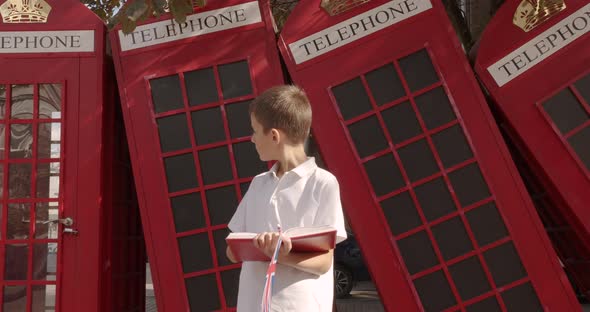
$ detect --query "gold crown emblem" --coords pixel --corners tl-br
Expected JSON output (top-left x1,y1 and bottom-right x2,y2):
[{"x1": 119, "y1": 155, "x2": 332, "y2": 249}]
[
  {"x1": 0, "y1": 0, "x2": 52, "y2": 23},
  {"x1": 513, "y1": 0, "x2": 566, "y2": 32},
  {"x1": 321, "y1": 0, "x2": 372, "y2": 16}
]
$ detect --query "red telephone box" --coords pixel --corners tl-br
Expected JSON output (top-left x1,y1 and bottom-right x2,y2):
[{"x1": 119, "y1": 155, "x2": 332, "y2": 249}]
[
  {"x1": 474, "y1": 0, "x2": 590, "y2": 299},
  {"x1": 109, "y1": 0, "x2": 283, "y2": 310},
  {"x1": 0, "y1": 0, "x2": 144, "y2": 311},
  {"x1": 279, "y1": 0, "x2": 580, "y2": 310}
]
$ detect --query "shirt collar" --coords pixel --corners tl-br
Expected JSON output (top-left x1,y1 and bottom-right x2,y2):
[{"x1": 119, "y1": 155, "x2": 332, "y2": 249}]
[{"x1": 268, "y1": 157, "x2": 317, "y2": 179}]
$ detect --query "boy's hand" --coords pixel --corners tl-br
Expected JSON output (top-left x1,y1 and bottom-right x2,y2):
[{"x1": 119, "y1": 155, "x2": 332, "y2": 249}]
[{"x1": 253, "y1": 232, "x2": 292, "y2": 259}]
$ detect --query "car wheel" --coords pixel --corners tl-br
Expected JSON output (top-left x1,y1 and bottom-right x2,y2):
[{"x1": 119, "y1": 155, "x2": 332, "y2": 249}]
[{"x1": 334, "y1": 264, "x2": 354, "y2": 299}]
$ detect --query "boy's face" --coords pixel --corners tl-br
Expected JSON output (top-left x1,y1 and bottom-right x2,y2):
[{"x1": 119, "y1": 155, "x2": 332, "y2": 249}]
[{"x1": 250, "y1": 114, "x2": 277, "y2": 161}]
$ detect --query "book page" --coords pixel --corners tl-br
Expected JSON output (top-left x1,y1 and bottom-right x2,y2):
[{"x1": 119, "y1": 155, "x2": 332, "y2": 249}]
[
  {"x1": 284, "y1": 225, "x2": 336, "y2": 238},
  {"x1": 226, "y1": 232, "x2": 257, "y2": 240}
]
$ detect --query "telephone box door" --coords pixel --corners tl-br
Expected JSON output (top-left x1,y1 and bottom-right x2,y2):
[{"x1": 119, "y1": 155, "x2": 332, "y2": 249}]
[{"x1": 0, "y1": 57, "x2": 104, "y2": 311}]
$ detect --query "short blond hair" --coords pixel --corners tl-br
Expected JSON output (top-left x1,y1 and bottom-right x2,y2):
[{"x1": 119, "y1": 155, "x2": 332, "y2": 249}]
[{"x1": 249, "y1": 85, "x2": 312, "y2": 143}]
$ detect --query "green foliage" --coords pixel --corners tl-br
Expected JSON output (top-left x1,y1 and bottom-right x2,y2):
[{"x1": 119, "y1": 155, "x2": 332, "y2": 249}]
[
  {"x1": 168, "y1": 0, "x2": 193, "y2": 24},
  {"x1": 83, "y1": 0, "x2": 298, "y2": 33},
  {"x1": 81, "y1": 0, "x2": 122, "y2": 20},
  {"x1": 270, "y1": 0, "x2": 298, "y2": 30},
  {"x1": 81, "y1": 0, "x2": 206, "y2": 32}
]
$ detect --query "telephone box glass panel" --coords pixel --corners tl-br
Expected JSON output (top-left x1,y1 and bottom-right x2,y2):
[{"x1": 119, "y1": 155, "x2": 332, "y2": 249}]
[
  {"x1": 330, "y1": 49, "x2": 539, "y2": 310},
  {"x1": 148, "y1": 60, "x2": 266, "y2": 311}
]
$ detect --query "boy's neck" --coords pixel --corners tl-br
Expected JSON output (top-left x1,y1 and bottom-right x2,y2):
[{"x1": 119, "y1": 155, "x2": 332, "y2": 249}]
[{"x1": 275, "y1": 145, "x2": 308, "y2": 178}]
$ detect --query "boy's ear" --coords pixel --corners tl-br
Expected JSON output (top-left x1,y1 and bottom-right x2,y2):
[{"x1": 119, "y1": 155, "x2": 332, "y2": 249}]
[{"x1": 270, "y1": 128, "x2": 281, "y2": 144}]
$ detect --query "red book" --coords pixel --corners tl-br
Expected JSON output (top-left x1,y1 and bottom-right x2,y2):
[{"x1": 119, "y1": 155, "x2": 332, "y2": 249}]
[{"x1": 226, "y1": 225, "x2": 337, "y2": 262}]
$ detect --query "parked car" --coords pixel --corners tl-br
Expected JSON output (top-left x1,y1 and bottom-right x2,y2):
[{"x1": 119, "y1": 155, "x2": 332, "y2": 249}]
[{"x1": 333, "y1": 232, "x2": 371, "y2": 298}]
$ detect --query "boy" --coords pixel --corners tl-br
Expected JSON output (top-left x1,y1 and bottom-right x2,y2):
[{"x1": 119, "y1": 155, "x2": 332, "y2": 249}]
[{"x1": 227, "y1": 85, "x2": 347, "y2": 312}]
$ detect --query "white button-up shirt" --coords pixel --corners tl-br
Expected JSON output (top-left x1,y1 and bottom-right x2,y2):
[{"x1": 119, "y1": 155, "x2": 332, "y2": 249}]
[{"x1": 228, "y1": 157, "x2": 347, "y2": 312}]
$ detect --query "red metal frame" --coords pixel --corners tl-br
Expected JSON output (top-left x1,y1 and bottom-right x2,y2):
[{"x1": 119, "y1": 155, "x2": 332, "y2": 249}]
[
  {"x1": 475, "y1": 0, "x2": 590, "y2": 299},
  {"x1": 0, "y1": 81, "x2": 63, "y2": 312},
  {"x1": 0, "y1": 62, "x2": 78, "y2": 312},
  {"x1": 0, "y1": 1, "x2": 122, "y2": 311},
  {"x1": 144, "y1": 60, "x2": 255, "y2": 308},
  {"x1": 279, "y1": 0, "x2": 580, "y2": 310},
  {"x1": 100, "y1": 63, "x2": 146, "y2": 312},
  {"x1": 109, "y1": 1, "x2": 283, "y2": 310}
]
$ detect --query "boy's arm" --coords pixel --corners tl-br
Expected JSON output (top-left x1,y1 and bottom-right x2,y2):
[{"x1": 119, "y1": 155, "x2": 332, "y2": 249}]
[
  {"x1": 254, "y1": 232, "x2": 333, "y2": 276},
  {"x1": 226, "y1": 236, "x2": 332, "y2": 275},
  {"x1": 278, "y1": 249, "x2": 333, "y2": 276},
  {"x1": 226, "y1": 246, "x2": 238, "y2": 263}
]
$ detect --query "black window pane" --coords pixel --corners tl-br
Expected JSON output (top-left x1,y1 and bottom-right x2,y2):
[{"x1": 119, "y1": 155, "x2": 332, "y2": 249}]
[
  {"x1": 574, "y1": 72, "x2": 590, "y2": 104},
  {"x1": 10, "y1": 123, "x2": 32, "y2": 159},
  {"x1": 233, "y1": 141, "x2": 266, "y2": 178},
  {"x1": 221, "y1": 269, "x2": 240, "y2": 307},
  {"x1": 397, "y1": 231, "x2": 439, "y2": 274},
  {"x1": 9, "y1": 163, "x2": 31, "y2": 198},
  {"x1": 398, "y1": 139, "x2": 439, "y2": 182},
  {"x1": 448, "y1": 164, "x2": 490, "y2": 207},
  {"x1": 184, "y1": 67, "x2": 218, "y2": 106},
  {"x1": 226, "y1": 100, "x2": 252, "y2": 139},
  {"x1": 199, "y1": 146, "x2": 233, "y2": 185},
  {"x1": 150, "y1": 75, "x2": 184, "y2": 113},
  {"x1": 218, "y1": 61, "x2": 252, "y2": 99},
  {"x1": 170, "y1": 193, "x2": 205, "y2": 233},
  {"x1": 483, "y1": 242, "x2": 527, "y2": 287},
  {"x1": 431, "y1": 125, "x2": 473, "y2": 168},
  {"x1": 191, "y1": 107, "x2": 226, "y2": 145},
  {"x1": 363, "y1": 153, "x2": 405, "y2": 196},
  {"x1": 449, "y1": 256, "x2": 491, "y2": 300},
  {"x1": 164, "y1": 154, "x2": 198, "y2": 193},
  {"x1": 178, "y1": 233, "x2": 213, "y2": 273},
  {"x1": 185, "y1": 274, "x2": 220, "y2": 312},
  {"x1": 240, "y1": 182, "x2": 251, "y2": 197},
  {"x1": 213, "y1": 228, "x2": 232, "y2": 266},
  {"x1": 413, "y1": 270, "x2": 456, "y2": 312},
  {"x1": 466, "y1": 202, "x2": 509, "y2": 246},
  {"x1": 332, "y1": 77, "x2": 373, "y2": 120},
  {"x1": 347, "y1": 116, "x2": 389, "y2": 158},
  {"x1": 206, "y1": 186, "x2": 238, "y2": 226},
  {"x1": 36, "y1": 163, "x2": 55, "y2": 198},
  {"x1": 5, "y1": 244, "x2": 28, "y2": 280},
  {"x1": 431, "y1": 217, "x2": 473, "y2": 260},
  {"x1": 415, "y1": 87, "x2": 456, "y2": 130},
  {"x1": 501, "y1": 283, "x2": 542, "y2": 312},
  {"x1": 365, "y1": 63, "x2": 405, "y2": 106},
  {"x1": 381, "y1": 192, "x2": 423, "y2": 235},
  {"x1": 11, "y1": 84, "x2": 33, "y2": 120},
  {"x1": 542, "y1": 88, "x2": 589, "y2": 134},
  {"x1": 381, "y1": 101, "x2": 422, "y2": 144},
  {"x1": 157, "y1": 114, "x2": 191, "y2": 152},
  {"x1": 398, "y1": 49, "x2": 439, "y2": 92},
  {"x1": 466, "y1": 297, "x2": 502, "y2": 312},
  {"x1": 414, "y1": 178, "x2": 456, "y2": 221},
  {"x1": 568, "y1": 126, "x2": 590, "y2": 171}
]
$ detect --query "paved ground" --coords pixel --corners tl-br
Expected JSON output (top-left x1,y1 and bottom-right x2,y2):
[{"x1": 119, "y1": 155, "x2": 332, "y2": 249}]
[
  {"x1": 145, "y1": 264, "x2": 590, "y2": 312},
  {"x1": 144, "y1": 282, "x2": 387, "y2": 312},
  {"x1": 145, "y1": 280, "x2": 589, "y2": 312},
  {"x1": 335, "y1": 282, "x2": 385, "y2": 312}
]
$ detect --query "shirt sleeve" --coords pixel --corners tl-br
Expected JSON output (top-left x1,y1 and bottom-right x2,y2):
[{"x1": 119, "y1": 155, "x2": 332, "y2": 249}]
[
  {"x1": 228, "y1": 186, "x2": 250, "y2": 233},
  {"x1": 314, "y1": 175, "x2": 347, "y2": 244}
]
